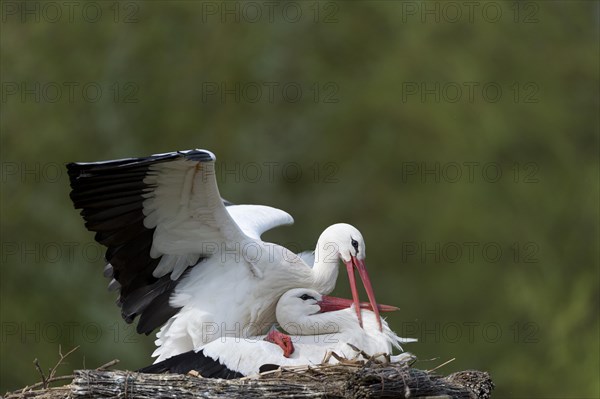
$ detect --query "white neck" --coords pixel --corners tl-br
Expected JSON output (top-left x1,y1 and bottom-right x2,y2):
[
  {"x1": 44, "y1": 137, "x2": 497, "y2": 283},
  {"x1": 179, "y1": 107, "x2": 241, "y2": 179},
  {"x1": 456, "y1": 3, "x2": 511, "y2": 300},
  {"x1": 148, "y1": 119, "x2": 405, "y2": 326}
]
[{"x1": 311, "y1": 239, "x2": 341, "y2": 294}]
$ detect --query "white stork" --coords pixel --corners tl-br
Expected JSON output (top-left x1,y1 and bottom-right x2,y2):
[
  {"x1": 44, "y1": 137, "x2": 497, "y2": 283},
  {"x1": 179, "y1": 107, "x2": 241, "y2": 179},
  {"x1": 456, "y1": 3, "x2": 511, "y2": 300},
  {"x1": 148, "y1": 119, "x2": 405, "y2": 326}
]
[
  {"x1": 67, "y1": 149, "x2": 384, "y2": 362},
  {"x1": 138, "y1": 288, "x2": 416, "y2": 377}
]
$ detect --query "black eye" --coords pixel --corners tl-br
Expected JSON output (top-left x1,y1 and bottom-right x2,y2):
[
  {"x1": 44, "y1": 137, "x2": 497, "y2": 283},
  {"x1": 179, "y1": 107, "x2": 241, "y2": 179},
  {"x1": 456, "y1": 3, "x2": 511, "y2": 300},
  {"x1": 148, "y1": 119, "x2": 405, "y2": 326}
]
[
  {"x1": 351, "y1": 239, "x2": 359, "y2": 251},
  {"x1": 300, "y1": 294, "x2": 315, "y2": 301}
]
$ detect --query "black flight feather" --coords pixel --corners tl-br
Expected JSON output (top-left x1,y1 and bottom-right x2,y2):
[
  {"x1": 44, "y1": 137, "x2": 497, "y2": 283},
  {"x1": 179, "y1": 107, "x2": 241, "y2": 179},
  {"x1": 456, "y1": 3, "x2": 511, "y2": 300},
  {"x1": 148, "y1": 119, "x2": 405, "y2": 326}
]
[{"x1": 138, "y1": 350, "x2": 243, "y2": 379}]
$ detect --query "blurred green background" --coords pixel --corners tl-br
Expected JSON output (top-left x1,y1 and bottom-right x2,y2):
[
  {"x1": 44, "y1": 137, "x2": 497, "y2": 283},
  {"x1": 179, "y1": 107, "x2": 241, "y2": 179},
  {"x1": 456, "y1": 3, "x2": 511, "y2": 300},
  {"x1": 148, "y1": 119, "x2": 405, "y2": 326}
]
[{"x1": 1, "y1": 1, "x2": 598, "y2": 397}]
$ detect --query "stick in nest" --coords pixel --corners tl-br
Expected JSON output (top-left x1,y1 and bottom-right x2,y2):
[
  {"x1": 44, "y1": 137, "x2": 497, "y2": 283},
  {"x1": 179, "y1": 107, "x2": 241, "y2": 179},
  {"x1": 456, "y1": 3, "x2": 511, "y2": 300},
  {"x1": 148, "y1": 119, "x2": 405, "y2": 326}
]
[
  {"x1": 15, "y1": 346, "x2": 120, "y2": 395},
  {"x1": 23, "y1": 345, "x2": 79, "y2": 392},
  {"x1": 33, "y1": 358, "x2": 47, "y2": 389},
  {"x1": 96, "y1": 359, "x2": 120, "y2": 370},
  {"x1": 48, "y1": 345, "x2": 80, "y2": 382},
  {"x1": 426, "y1": 357, "x2": 456, "y2": 373}
]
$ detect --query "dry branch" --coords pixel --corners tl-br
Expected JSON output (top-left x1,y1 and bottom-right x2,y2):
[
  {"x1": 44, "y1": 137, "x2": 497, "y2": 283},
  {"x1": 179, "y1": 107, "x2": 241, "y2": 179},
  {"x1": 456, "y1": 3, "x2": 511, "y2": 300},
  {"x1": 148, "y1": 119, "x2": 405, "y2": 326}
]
[{"x1": 5, "y1": 362, "x2": 493, "y2": 399}]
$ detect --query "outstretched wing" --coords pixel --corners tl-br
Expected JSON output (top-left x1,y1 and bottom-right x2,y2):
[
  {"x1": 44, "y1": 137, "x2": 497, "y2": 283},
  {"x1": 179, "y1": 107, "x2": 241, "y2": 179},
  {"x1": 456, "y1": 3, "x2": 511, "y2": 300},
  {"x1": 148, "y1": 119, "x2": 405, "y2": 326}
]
[{"x1": 67, "y1": 149, "x2": 293, "y2": 334}]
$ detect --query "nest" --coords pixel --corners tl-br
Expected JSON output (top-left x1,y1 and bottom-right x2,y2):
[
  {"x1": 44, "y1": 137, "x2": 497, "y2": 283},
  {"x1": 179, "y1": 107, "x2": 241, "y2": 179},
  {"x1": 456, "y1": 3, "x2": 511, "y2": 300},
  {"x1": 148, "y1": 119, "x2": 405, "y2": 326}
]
[{"x1": 5, "y1": 354, "x2": 494, "y2": 399}]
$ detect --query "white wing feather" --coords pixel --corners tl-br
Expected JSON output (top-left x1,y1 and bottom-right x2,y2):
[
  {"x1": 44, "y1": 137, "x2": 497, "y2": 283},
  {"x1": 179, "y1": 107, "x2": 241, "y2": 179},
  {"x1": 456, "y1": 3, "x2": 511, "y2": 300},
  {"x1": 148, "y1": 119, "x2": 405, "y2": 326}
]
[
  {"x1": 226, "y1": 205, "x2": 294, "y2": 240},
  {"x1": 141, "y1": 158, "x2": 292, "y2": 280}
]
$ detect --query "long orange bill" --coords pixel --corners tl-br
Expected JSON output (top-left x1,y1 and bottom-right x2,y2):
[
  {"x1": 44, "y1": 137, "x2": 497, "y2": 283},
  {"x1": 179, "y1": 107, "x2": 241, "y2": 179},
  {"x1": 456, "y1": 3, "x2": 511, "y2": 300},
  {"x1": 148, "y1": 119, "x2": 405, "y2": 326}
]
[
  {"x1": 318, "y1": 295, "x2": 398, "y2": 313},
  {"x1": 344, "y1": 256, "x2": 383, "y2": 331}
]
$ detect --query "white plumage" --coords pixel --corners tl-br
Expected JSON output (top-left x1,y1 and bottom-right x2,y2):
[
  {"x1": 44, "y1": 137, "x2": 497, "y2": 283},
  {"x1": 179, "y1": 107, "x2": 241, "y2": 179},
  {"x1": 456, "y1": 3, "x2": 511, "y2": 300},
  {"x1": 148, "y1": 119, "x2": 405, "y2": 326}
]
[
  {"x1": 67, "y1": 150, "x2": 384, "y2": 363},
  {"x1": 152, "y1": 221, "x2": 375, "y2": 362},
  {"x1": 141, "y1": 288, "x2": 416, "y2": 377}
]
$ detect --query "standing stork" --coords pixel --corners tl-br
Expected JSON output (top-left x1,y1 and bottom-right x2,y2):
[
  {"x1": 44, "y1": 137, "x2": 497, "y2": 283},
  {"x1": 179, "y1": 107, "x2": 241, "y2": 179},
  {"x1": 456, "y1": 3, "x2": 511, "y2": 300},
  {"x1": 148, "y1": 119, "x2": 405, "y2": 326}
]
[
  {"x1": 139, "y1": 288, "x2": 416, "y2": 377},
  {"x1": 67, "y1": 149, "x2": 383, "y2": 362}
]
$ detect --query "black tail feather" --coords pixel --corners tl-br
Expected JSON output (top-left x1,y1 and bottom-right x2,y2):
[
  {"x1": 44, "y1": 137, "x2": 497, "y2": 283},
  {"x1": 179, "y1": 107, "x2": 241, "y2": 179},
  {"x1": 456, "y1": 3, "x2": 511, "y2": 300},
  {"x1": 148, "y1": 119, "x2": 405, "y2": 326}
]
[{"x1": 138, "y1": 350, "x2": 243, "y2": 379}]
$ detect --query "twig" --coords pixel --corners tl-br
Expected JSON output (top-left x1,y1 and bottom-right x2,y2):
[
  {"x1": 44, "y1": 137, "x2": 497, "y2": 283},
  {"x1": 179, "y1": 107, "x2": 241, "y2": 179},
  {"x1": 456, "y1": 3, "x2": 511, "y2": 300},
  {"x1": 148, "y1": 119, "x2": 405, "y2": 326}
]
[
  {"x1": 17, "y1": 374, "x2": 75, "y2": 394},
  {"x1": 416, "y1": 356, "x2": 440, "y2": 363},
  {"x1": 96, "y1": 359, "x2": 120, "y2": 370},
  {"x1": 426, "y1": 357, "x2": 456, "y2": 373},
  {"x1": 24, "y1": 346, "x2": 79, "y2": 392},
  {"x1": 33, "y1": 358, "x2": 48, "y2": 389},
  {"x1": 48, "y1": 345, "x2": 80, "y2": 381},
  {"x1": 15, "y1": 347, "x2": 114, "y2": 395}
]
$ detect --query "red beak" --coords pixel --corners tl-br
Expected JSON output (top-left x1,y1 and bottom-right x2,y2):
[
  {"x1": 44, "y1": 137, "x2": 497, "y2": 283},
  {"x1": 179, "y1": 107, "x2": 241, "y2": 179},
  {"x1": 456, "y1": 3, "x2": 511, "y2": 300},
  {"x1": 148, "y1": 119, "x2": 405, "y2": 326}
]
[
  {"x1": 318, "y1": 295, "x2": 398, "y2": 313},
  {"x1": 344, "y1": 256, "x2": 383, "y2": 331}
]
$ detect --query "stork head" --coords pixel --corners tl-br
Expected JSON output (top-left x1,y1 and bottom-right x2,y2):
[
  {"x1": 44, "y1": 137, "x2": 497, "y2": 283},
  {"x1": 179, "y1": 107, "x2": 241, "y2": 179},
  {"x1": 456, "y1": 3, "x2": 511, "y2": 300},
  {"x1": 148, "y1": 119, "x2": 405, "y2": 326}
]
[
  {"x1": 316, "y1": 223, "x2": 382, "y2": 331},
  {"x1": 276, "y1": 289, "x2": 323, "y2": 324},
  {"x1": 318, "y1": 223, "x2": 366, "y2": 263},
  {"x1": 275, "y1": 288, "x2": 398, "y2": 335}
]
